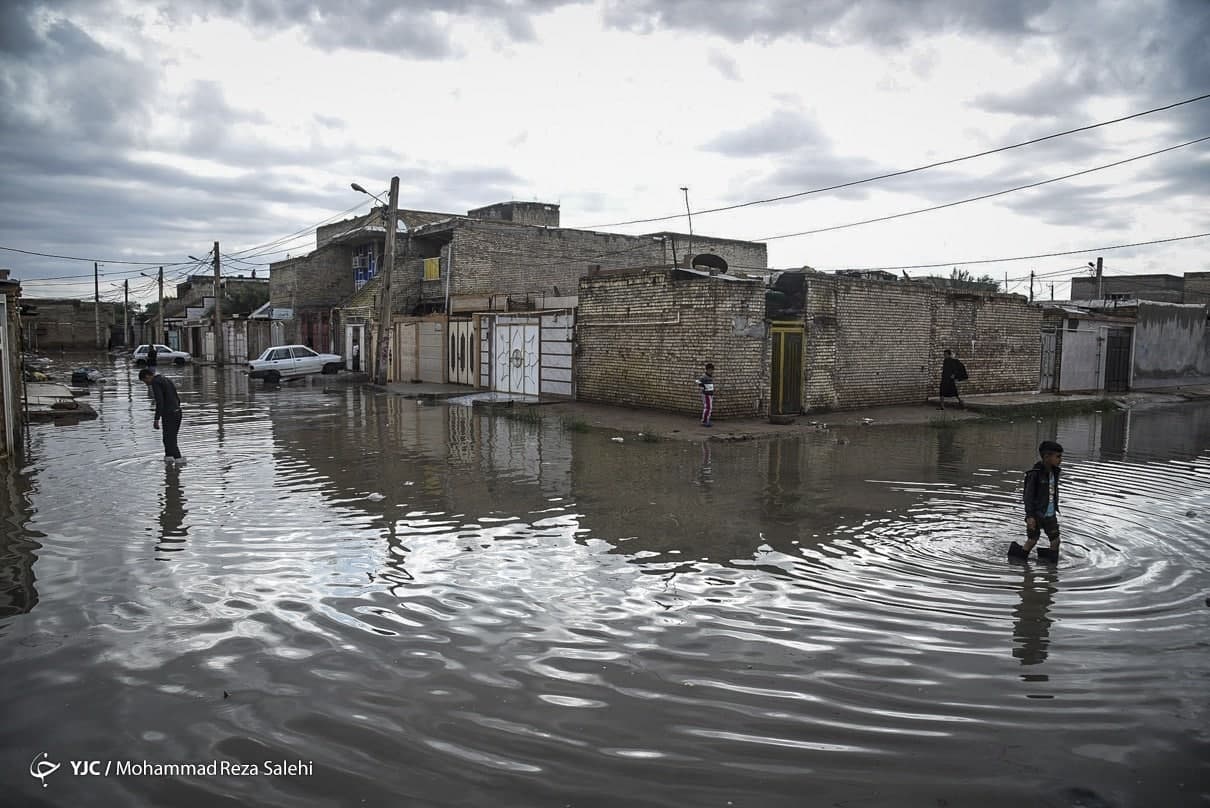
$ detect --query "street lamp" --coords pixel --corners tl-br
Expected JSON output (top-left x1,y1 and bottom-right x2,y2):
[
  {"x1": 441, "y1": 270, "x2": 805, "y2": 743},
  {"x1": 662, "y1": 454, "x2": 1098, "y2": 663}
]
[{"x1": 351, "y1": 183, "x2": 388, "y2": 207}]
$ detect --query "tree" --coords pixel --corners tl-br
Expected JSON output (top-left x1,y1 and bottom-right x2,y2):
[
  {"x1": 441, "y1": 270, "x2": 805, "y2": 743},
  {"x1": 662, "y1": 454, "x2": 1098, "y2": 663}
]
[{"x1": 918, "y1": 268, "x2": 1001, "y2": 292}]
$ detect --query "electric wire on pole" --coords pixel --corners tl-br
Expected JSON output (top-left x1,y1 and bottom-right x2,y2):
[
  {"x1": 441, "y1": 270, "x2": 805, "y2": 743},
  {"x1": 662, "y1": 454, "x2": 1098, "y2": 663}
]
[
  {"x1": 213, "y1": 243, "x2": 224, "y2": 365},
  {"x1": 376, "y1": 177, "x2": 400, "y2": 387}
]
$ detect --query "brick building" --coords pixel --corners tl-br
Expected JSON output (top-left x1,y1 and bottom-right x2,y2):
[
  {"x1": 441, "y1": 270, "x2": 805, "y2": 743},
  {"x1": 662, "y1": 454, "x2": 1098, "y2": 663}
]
[
  {"x1": 803, "y1": 272, "x2": 1041, "y2": 410},
  {"x1": 576, "y1": 267, "x2": 770, "y2": 417},
  {"x1": 1071, "y1": 271, "x2": 1210, "y2": 304},
  {"x1": 166, "y1": 273, "x2": 269, "y2": 360},
  {"x1": 19, "y1": 297, "x2": 121, "y2": 351},
  {"x1": 577, "y1": 267, "x2": 1043, "y2": 418},
  {"x1": 0, "y1": 270, "x2": 23, "y2": 459},
  {"x1": 273, "y1": 199, "x2": 767, "y2": 381}
]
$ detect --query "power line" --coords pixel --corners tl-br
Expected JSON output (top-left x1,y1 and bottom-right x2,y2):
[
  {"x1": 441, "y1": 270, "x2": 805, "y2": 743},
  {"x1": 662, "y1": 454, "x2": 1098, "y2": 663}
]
[
  {"x1": 819, "y1": 232, "x2": 1210, "y2": 272},
  {"x1": 580, "y1": 91, "x2": 1210, "y2": 230},
  {"x1": 224, "y1": 197, "x2": 381, "y2": 258},
  {"x1": 0, "y1": 245, "x2": 196, "y2": 268},
  {"x1": 755, "y1": 134, "x2": 1210, "y2": 242}
]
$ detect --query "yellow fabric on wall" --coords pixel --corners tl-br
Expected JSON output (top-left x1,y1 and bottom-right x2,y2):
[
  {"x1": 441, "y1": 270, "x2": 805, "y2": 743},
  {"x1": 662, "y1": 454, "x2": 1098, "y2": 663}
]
[{"x1": 423, "y1": 258, "x2": 441, "y2": 281}]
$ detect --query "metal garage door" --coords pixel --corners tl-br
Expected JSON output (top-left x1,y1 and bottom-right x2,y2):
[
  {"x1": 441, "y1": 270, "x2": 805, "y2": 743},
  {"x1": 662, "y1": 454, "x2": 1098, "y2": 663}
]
[
  {"x1": 419, "y1": 321, "x2": 445, "y2": 383},
  {"x1": 393, "y1": 321, "x2": 418, "y2": 382},
  {"x1": 493, "y1": 318, "x2": 539, "y2": 395}
]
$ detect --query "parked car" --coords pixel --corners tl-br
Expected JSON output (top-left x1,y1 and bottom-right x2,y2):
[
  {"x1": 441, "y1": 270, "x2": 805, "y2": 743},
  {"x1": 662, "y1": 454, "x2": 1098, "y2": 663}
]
[
  {"x1": 248, "y1": 345, "x2": 345, "y2": 383},
  {"x1": 133, "y1": 344, "x2": 191, "y2": 365}
]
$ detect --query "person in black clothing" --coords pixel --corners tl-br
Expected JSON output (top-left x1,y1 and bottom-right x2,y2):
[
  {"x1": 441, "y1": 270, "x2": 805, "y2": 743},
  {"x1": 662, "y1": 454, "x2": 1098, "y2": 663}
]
[
  {"x1": 146, "y1": 344, "x2": 158, "y2": 367},
  {"x1": 939, "y1": 349, "x2": 967, "y2": 409},
  {"x1": 1010, "y1": 440, "x2": 1063, "y2": 561},
  {"x1": 138, "y1": 368, "x2": 186, "y2": 466}
]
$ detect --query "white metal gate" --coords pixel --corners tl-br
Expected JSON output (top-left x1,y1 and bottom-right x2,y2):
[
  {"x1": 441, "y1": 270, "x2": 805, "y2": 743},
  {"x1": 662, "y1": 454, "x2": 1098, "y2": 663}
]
[
  {"x1": 448, "y1": 320, "x2": 475, "y2": 386},
  {"x1": 345, "y1": 324, "x2": 365, "y2": 372},
  {"x1": 493, "y1": 319, "x2": 539, "y2": 395}
]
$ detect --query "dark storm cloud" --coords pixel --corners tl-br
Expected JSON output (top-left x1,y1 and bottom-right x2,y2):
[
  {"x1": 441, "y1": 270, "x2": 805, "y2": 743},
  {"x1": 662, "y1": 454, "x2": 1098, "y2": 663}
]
[
  {"x1": 972, "y1": 0, "x2": 1210, "y2": 135},
  {"x1": 158, "y1": 0, "x2": 586, "y2": 58},
  {"x1": 601, "y1": 0, "x2": 1051, "y2": 45},
  {"x1": 0, "y1": 1, "x2": 527, "y2": 286}
]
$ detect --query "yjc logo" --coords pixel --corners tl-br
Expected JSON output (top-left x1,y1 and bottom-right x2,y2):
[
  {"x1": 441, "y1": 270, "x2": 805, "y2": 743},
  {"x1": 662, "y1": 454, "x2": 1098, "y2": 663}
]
[{"x1": 29, "y1": 752, "x2": 60, "y2": 788}]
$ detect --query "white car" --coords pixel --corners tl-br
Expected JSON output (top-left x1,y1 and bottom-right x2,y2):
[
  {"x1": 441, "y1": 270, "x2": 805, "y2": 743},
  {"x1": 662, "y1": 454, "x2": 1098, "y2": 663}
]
[
  {"x1": 248, "y1": 344, "x2": 345, "y2": 383},
  {"x1": 133, "y1": 344, "x2": 192, "y2": 365}
]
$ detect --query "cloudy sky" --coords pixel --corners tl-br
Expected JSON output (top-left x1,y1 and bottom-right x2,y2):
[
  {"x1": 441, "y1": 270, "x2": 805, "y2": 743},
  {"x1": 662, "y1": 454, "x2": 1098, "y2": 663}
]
[{"x1": 1, "y1": 0, "x2": 1207, "y2": 304}]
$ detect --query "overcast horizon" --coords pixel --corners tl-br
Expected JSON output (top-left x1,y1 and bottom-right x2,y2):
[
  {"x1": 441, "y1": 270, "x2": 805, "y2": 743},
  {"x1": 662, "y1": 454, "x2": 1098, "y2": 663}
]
[{"x1": 1, "y1": 0, "x2": 1207, "y2": 306}]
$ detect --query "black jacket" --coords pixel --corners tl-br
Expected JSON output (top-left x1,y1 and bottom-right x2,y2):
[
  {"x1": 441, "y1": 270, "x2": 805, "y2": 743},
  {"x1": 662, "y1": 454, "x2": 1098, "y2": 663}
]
[
  {"x1": 1022, "y1": 461, "x2": 1060, "y2": 519},
  {"x1": 149, "y1": 374, "x2": 181, "y2": 419}
]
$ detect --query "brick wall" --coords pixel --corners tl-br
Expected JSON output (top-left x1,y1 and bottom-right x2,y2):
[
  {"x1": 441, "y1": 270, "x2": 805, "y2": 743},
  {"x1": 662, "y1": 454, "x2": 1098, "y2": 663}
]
[
  {"x1": 577, "y1": 269, "x2": 768, "y2": 417},
  {"x1": 447, "y1": 222, "x2": 668, "y2": 300},
  {"x1": 646, "y1": 232, "x2": 769, "y2": 272},
  {"x1": 803, "y1": 275, "x2": 1041, "y2": 409},
  {"x1": 21, "y1": 298, "x2": 121, "y2": 350},
  {"x1": 269, "y1": 242, "x2": 353, "y2": 311},
  {"x1": 1184, "y1": 272, "x2": 1210, "y2": 305}
]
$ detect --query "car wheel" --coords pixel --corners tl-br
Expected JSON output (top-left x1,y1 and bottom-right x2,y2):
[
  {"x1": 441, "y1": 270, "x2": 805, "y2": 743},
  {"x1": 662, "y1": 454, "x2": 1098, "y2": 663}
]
[
  {"x1": 322, "y1": 363, "x2": 338, "y2": 374},
  {"x1": 174, "y1": 357, "x2": 185, "y2": 365},
  {"x1": 135, "y1": 359, "x2": 146, "y2": 366},
  {"x1": 265, "y1": 371, "x2": 281, "y2": 384}
]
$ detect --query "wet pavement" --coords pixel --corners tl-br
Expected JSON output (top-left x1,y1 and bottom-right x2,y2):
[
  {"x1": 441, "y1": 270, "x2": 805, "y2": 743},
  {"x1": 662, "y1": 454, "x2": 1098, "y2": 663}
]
[{"x1": 2, "y1": 354, "x2": 1209, "y2": 807}]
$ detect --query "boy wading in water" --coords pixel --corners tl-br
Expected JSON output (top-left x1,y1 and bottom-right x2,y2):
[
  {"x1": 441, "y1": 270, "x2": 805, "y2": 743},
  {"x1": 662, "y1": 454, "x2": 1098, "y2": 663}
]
[
  {"x1": 1011, "y1": 441, "x2": 1063, "y2": 561},
  {"x1": 696, "y1": 363, "x2": 715, "y2": 427},
  {"x1": 139, "y1": 368, "x2": 186, "y2": 466}
]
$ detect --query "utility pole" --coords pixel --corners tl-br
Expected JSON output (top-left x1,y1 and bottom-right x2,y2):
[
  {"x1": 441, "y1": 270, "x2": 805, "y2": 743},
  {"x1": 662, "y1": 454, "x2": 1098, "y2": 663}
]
[
  {"x1": 157, "y1": 266, "x2": 165, "y2": 344},
  {"x1": 124, "y1": 279, "x2": 129, "y2": 347},
  {"x1": 375, "y1": 176, "x2": 400, "y2": 386},
  {"x1": 94, "y1": 261, "x2": 102, "y2": 349},
  {"x1": 1050, "y1": 282, "x2": 1055, "y2": 301},
  {"x1": 1095, "y1": 256, "x2": 1103, "y2": 300},
  {"x1": 680, "y1": 186, "x2": 693, "y2": 264},
  {"x1": 1029, "y1": 270, "x2": 1035, "y2": 302},
  {"x1": 213, "y1": 241, "x2": 224, "y2": 365}
]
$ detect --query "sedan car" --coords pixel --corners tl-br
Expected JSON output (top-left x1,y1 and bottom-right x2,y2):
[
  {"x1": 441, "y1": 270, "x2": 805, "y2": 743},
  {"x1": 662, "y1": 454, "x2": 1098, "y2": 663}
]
[
  {"x1": 248, "y1": 344, "x2": 345, "y2": 383},
  {"x1": 133, "y1": 344, "x2": 192, "y2": 365}
]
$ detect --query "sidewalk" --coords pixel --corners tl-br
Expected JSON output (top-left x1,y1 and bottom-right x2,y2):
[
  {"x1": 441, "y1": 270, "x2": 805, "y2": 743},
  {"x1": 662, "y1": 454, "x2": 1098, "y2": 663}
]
[{"x1": 350, "y1": 382, "x2": 1210, "y2": 444}]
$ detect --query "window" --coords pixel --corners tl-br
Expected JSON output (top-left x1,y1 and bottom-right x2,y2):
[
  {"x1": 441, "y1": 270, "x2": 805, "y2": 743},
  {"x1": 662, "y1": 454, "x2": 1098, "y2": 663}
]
[
  {"x1": 270, "y1": 348, "x2": 290, "y2": 361},
  {"x1": 291, "y1": 347, "x2": 317, "y2": 358},
  {"x1": 423, "y1": 257, "x2": 441, "y2": 281}
]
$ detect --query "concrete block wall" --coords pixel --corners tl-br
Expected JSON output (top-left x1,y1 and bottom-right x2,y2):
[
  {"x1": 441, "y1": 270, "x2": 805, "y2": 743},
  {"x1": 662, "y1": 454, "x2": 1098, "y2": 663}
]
[
  {"x1": 577, "y1": 270, "x2": 768, "y2": 417},
  {"x1": 803, "y1": 276, "x2": 1041, "y2": 409},
  {"x1": 1133, "y1": 301, "x2": 1210, "y2": 385}
]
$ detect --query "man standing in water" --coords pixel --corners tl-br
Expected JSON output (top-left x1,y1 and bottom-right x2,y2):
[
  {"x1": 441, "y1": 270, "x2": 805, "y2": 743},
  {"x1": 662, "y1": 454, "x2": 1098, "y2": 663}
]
[
  {"x1": 138, "y1": 368, "x2": 186, "y2": 466},
  {"x1": 1011, "y1": 440, "x2": 1063, "y2": 561}
]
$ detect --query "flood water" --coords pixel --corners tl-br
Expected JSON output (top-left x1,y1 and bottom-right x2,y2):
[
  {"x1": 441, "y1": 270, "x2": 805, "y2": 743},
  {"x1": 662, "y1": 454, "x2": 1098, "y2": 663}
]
[{"x1": 2, "y1": 356, "x2": 1209, "y2": 807}]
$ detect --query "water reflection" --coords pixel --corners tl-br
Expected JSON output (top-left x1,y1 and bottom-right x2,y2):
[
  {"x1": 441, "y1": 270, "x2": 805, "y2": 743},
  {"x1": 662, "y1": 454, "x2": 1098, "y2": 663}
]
[
  {"x1": 1011, "y1": 561, "x2": 1057, "y2": 670},
  {"x1": 0, "y1": 463, "x2": 37, "y2": 618},
  {"x1": 2, "y1": 366, "x2": 1209, "y2": 808},
  {"x1": 155, "y1": 465, "x2": 189, "y2": 558}
]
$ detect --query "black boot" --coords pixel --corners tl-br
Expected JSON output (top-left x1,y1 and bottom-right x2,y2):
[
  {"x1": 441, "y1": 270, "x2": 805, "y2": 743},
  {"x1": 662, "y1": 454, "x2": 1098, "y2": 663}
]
[
  {"x1": 1008, "y1": 541, "x2": 1029, "y2": 559},
  {"x1": 1036, "y1": 547, "x2": 1060, "y2": 562}
]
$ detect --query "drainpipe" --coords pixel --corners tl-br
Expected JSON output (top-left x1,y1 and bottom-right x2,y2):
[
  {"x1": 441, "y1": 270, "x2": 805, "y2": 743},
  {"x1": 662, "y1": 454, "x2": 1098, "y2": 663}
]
[{"x1": 443, "y1": 237, "x2": 455, "y2": 317}]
